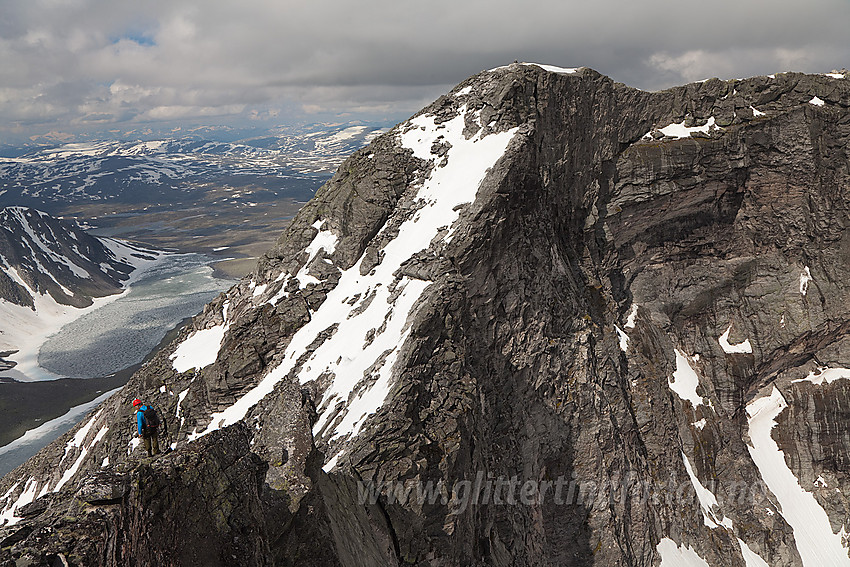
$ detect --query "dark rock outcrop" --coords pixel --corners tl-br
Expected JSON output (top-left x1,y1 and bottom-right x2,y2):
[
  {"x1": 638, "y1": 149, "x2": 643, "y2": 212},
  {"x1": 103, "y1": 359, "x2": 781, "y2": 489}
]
[{"x1": 2, "y1": 65, "x2": 850, "y2": 566}]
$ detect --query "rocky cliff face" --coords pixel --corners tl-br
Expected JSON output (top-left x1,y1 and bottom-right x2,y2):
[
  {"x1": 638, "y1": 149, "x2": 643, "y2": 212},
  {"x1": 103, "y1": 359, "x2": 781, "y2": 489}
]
[{"x1": 2, "y1": 64, "x2": 850, "y2": 567}]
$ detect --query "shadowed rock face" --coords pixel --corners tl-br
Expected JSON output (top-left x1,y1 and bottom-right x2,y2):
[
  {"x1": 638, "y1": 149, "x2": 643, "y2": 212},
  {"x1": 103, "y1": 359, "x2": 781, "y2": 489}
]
[{"x1": 2, "y1": 65, "x2": 849, "y2": 566}]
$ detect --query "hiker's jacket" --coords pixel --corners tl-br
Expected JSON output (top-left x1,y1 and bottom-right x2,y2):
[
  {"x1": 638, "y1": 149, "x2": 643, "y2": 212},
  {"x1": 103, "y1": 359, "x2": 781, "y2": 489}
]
[{"x1": 137, "y1": 405, "x2": 155, "y2": 436}]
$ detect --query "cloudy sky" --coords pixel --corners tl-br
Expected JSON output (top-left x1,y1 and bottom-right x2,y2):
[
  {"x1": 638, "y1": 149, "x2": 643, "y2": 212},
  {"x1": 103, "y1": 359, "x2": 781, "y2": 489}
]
[{"x1": 2, "y1": 0, "x2": 849, "y2": 143}]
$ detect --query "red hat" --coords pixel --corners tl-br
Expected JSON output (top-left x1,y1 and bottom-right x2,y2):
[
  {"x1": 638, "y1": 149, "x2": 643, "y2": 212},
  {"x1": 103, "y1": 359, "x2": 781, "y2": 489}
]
[{"x1": 132, "y1": 399, "x2": 141, "y2": 406}]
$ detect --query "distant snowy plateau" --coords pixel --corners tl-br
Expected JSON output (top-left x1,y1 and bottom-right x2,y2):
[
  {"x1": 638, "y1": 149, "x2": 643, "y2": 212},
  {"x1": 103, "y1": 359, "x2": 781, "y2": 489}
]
[{"x1": 0, "y1": 124, "x2": 388, "y2": 210}]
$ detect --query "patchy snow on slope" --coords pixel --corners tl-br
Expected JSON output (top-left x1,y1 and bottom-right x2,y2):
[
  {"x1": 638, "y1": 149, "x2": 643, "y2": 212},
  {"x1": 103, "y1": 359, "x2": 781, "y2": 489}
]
[
  {"x1": 800, "y1": 266, "x2": 812, "y2": 296},
  {"x1": 170, "y1": 302, "x2": 230, "y2": 372},
  {"x1": 615, "y1": 325, "x2": 629, "y2": 352},
  {"x1": 0, "y1": 388, "x2": 117, "y2": 481},
  {"x1": 293, "y1": 220, "x2": 338, "y2": 288},
  {"x1": 60, "y1": 411, "x2": 100, "y2": 463},
  {"x1": 0, "y1": 478, "x2": 38, "y2": 527},
  {"x1": 323, "y1": 126, "x2": 367, "y2": 144},
  {"x1": 682, "y1": 452, "x2": 733, "y2": 529},
  {"x1": 692, "y1": 418, "x2": 707, "y2": 430},
  {"x1": 681, "y1": 452, "x2": 771, "y2": 564},
  {"x1": 668, "y1": 349, "x2": 704, "y2": 408},
  {"x1": 50, "y1": 411, "x2": 105, "y2": 493},
  {"x1": 187, "y1": 105, "x2": 519, "y2": 463},
  {"x1": 454, "y1": 86, "x2": 473, "y2": 97},
  {"x1": 261, "y1": 221, "x2": 339, "y2": 303},
  {"x1": 127, "y1": 437, "x2": 140, "y2": 455},
  {"x1": 792, "y1": 366, "x2": 850, "y2": 386},
  {"x1": 8, "y1": 208, "x2": 91, "y2": 279},
  {"x1": 826, "y1": 72, "x2": 846, "y2": 79},
  {"x1": 719, "y1": 323, "x2": 752, "y2": 354},
  {"x1": 99, "y1": 238, "x2": 163, "y2": 274},
  {"x1": 657, "y1": 538, "x2": 710, "y2": 567},
  {"x1": 625, "y1": 304, "x2": 638, "y2": 329},
  {"x1": 54, "y1": 423, "x2": 107, "y2": 493},
  {"x1": 809, "y1": 96, "x2": 826, "y2": 106},
  {"x1": 171, "y1": 388, "x2": 192, "y2": 449},
  {"x1": 750, "y1": 106, "x2": 766, "y2": 117},
  {"x1": 252, "y1": 283, "x2": 268, "y2": 297},
  {"x1": 746, "y1": 386, "x2": 850, "y2": 565},
  {"x1": 645, "y1": 117, "x2": 719, "y2": 140}
]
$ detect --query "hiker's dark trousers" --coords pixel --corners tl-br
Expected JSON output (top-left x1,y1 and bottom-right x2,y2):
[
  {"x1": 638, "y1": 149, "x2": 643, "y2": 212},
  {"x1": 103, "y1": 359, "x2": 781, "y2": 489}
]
[{"x1": 143, "y1": 430, "x2": 160, "y2": 456}]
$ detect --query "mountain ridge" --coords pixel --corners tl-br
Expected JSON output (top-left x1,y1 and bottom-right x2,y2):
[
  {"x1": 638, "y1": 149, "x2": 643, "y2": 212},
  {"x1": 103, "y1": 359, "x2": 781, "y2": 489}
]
[{"x1": 1, "y1": 64, "x2": 849, "y2": 566}]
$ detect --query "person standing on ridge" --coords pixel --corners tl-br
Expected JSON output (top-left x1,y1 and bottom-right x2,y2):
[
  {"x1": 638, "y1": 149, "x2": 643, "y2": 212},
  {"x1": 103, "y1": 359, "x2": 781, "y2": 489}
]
[{"x1": 133, "y1": 398, "x2": 162, "y2": 457}]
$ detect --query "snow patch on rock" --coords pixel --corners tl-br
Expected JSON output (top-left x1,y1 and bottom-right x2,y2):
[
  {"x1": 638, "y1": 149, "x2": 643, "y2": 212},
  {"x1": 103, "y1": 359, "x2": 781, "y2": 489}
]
[
  {"x1": 489, "y1": 62, "x2": 580, "y2": 74},
  {"x1": 682, "y1": 452, "x2": 733, "y2": 529},
  {"x1": 625, "y1": 304, "x2": 638, "y2": 329},
  {"x1": 719, "y1": 323, "x2": 752, "y2": 354},
  {"x1": 170, "y1": 302, "x2": 230, "y2": 373},
  {"x1": 792, "y1": 366, "x2": 850, "y2": 386},
  {"x1": 644, "y1": 117, "x2": 720, "y2": 140},
  {"x1": 800, "y1": 266, "x2": 812, "y2": 296},
  {"x1": 668, "y1": 349, "x2": 704, "y2": 408},
  {"x1": 615, "y1": 325, "x2": 629, "y2": 352}
]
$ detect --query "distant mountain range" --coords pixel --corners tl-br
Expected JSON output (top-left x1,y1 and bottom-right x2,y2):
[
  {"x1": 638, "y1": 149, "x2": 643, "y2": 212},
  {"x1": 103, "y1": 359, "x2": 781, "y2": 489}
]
[{"x1": 0, "y1": 124, "x2": 389, "y2": 212}]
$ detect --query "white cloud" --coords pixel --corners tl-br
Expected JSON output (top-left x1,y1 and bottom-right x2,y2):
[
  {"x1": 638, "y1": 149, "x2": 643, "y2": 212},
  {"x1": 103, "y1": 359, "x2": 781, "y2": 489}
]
[
  {"x1": 647, "y1": 47, "x2": 816, "y2": 84},
  {"x1": 1, "y1": 0, "x2": 849, "y2": 140}
]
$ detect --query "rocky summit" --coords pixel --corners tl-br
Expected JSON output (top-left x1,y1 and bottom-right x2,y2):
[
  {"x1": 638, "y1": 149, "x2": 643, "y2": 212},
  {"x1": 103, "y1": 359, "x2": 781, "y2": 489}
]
[{"x1": 1, "y1": 63, "x2": 850, "y2": 566}]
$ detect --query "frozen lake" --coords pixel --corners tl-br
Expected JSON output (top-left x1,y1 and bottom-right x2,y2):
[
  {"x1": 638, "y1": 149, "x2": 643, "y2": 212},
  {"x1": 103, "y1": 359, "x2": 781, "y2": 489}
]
[{"x1": 39, "y1": 253, "x2": 230, "y2": 378}]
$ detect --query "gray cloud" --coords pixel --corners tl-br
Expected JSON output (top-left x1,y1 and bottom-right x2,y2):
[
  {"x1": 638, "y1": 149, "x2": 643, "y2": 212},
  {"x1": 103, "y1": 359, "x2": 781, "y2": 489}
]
[{"x1": 2, "y1": 0, "x2": 848, "y2": 141}]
